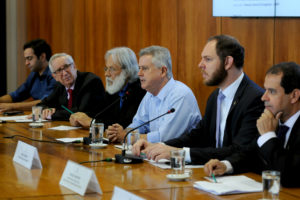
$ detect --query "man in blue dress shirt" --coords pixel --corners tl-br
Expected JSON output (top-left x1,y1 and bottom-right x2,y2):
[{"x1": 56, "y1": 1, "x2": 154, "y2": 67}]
[
  {"x1": 106, "y1": 45, "x2": 201, "y2": 143},
  {"x1": 0, "y1": 39, "x2": 56, "y2": 112}
]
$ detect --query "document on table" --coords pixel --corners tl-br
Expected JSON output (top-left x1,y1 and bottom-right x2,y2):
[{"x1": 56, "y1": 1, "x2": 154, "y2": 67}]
[
  {"x1": 148, "y1": 159, "x2": 203, "y2": 169},
  {"x1": 56, "y1": 137, "x2": 83, "y2": 143},
  {"x1": 48, "y1": 125, "x2": 81, "y2": 131},
  {"x1": 194, "y1": 175, "x2": 262, "y2": 195},
  {"x1": 0, "y1": 115, "x2": 48, "y2": 122}
]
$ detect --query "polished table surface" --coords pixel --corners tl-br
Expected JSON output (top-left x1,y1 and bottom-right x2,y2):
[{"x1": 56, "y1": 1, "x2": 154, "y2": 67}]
[{"x1": 0, "y1": 119, "x2": 299, "y2": 200}]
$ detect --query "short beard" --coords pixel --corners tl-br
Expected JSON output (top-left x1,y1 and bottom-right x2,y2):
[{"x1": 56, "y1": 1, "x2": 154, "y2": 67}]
[
  {"x1": 32, "y1": 60, "x2": 43, "y2": 73},
  {"x1": 205, "y1": 62, "x2": 227, "y2": 86},
  {"x1": 106, "y1": 70, "x2": 127, "y2": 95}
]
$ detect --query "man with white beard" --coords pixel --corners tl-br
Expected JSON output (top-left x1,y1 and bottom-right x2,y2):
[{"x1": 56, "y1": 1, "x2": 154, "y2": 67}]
[{"x1": 70, "y1": 47, "x2": 146, "y2": 129}]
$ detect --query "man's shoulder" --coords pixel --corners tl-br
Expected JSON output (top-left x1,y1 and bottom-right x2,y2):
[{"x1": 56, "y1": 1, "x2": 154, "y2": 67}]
[
  {"x1": 239, "y1": 75, "x2": 264, "y2": 97},
  {"x1": 78, "y1": 71, "x2": 100, "y2": 80},
  {"x1": 77, "y1": 71, "x2": 103, "y2": 86},
  {"x1": 170, "y1": 79, "x2": 195, "y2": 96}
]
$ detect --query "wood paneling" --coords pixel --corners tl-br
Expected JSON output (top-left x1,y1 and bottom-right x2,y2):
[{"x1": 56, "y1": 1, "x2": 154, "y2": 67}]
[
  {"x1": 221, "y1": 18, "x2": 274, "y2": 88},
  {"x1": 274, "y1": 18, "x2": 300, "y2": 64},
  {"x1": 177, "y1": 0, "x2": 219, "y2": 112},
  {"x1": 25, "y1": 0, "x2": 300, "y2": 112},
  {"x1": 141, "y1": 0, "x2": 178, "y2": 78},
  {"x1": 85, "y1": 0, "x2": 141, "y2": 82},
  {"x1": 27, "y1": 0, "x2": 85, "y2": 71}
]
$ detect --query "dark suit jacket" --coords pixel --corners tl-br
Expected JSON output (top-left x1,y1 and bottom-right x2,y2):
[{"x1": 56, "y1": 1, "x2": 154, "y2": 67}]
[
  {"x1": 165, "y1": 74, "x2": 265, "y2": 165},
  {"x1": 93, "y1": 79, "x2": 146, "y2": 128},
  {"x1": 257, "y1": 115, "x2": 300, "y2": 187},
  {"x1": 38, "y1": 71, "x2": 105, "y2": 121}
]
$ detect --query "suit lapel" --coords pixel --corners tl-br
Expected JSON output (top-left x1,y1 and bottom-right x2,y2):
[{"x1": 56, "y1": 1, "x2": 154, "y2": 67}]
[{"x1": 228, "y1": 75, "x2": 249, "y2": 114}]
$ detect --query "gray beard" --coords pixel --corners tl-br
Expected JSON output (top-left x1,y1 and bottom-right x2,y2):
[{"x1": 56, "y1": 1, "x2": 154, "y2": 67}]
[{"x1": 106, "y1": 71, "x2": 127, "y2": 95}]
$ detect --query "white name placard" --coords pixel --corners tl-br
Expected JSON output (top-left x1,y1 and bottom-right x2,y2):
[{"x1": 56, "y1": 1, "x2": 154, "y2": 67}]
[
  {"x1": 13, "y1": 140, "x2": 42, "y2": 169},
  {"x1": 59, "y1": 160, "x2": 102, "y2": 196},
  {"x1": 112, "y1": 186, "x2": 145, "y2": 200}
]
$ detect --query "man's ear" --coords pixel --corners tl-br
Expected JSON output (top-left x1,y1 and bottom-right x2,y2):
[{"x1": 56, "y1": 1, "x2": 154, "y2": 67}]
[
  {"x1": 224, "y1": 56, "x2": 234, "y2": 71},
  {"x1": 290, "y1": 88, "x2": 300, "y2": 104},
  {"x1": 161, "y1": 66, "x2": 168, "y2": 77}
]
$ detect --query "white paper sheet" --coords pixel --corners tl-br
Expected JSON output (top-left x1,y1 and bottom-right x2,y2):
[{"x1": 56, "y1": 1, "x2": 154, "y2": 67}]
[
  {"x1": 194, "y1": 175, "x2": 262, "y2": 195},
  {"x1": 147, "y1": 159, "x2": 203, "y2": 169},
  {"x1": 0, "y1": 115, "x2": 48, "y2": 122},
  {"x1": 56, "y1": 137, "x2": 84, "y2": 143},
  {"x1": 48, "y1": 125, "x2": 81, "y2": 131}
]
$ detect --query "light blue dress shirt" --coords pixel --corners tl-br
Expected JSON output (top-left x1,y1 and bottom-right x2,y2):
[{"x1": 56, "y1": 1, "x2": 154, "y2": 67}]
[{"x1": 128, "y1": 78, "x2": 201, "y2": 143}]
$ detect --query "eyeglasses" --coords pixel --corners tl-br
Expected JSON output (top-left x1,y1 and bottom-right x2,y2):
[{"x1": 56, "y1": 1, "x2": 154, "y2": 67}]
[
  {"x1": 104, "y1": 66, "x2": 121, "y2": 73},
  {"x1": 53, "y1": 63, "x2": 73, "y2": 75}
]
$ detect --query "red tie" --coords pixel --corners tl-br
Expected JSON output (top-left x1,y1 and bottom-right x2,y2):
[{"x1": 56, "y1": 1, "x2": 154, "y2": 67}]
[{"x1": 67, "y1": 89, "x2": 73, "y2": 109}]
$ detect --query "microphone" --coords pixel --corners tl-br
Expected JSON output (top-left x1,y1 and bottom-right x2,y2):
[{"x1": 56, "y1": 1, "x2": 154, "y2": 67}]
[
  {"x1": 83, "y1": 91, "x2": 130, "y2": 145},
  {"x1": 115, "y1": 108, "x2": 175, "y2": 164}
]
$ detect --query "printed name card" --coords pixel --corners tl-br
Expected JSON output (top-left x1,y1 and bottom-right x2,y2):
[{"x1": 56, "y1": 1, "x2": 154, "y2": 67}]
[
  {"x1": 59, "y1": 160, "x2": 102, "y2": 196},
  {"x1": 112, "y1": 186, "x2": 145, "y2": 200},
  {"x1": 13, "y1": 140, "x2": 42, "y2": 169}
]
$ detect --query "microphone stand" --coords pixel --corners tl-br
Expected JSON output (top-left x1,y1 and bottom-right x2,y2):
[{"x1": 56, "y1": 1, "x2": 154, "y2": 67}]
[
  {"x1": 84, "y1": 92, "x2": 129, "y2": 145},
  {"x1": 115, "y1": 108, "x2": 175, "y2": 164}
]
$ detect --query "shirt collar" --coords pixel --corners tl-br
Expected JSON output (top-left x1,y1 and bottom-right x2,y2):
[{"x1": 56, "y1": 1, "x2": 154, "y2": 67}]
[
  {"x1": 281, "y1": 110, "x2": 300, "y2": 129},
  {"x1": 154, "y1": 78, "x2": 175, "y2": 101},
  {"x1": 119, "y1": 83, "x2": 129, "y2": 97},
  {"x1": 220, "y1": 73, "x2": 244, "y2": 100},
  {"x1": 65, "y1": 83, "x2": 75, "y2": 91},
  {"x1": 37, "y1": 66, "x2": 50, "y2": 78}
]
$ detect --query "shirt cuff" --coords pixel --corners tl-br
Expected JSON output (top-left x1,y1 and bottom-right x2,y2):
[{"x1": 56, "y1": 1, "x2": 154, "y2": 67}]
[
  {"x1": 183, "y1": 147, "x2": 191, "y2": 163},
  {"x1": 221, "y1": 160, "x2": 233, "y2": 174},
  {"x1": 257, "y1": 131, "x2": 277, "y2": 147}
]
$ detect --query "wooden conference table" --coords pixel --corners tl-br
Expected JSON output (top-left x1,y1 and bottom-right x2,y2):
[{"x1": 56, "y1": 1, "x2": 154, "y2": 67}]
[{"x1": 0, "y1": 119, "x2": 300, "y2": 200}]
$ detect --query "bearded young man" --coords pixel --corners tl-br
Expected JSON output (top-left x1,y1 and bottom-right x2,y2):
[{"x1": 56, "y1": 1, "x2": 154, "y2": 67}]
[
  {"x1": 70, "y1": 47, "x2": 146, "y2": 129},
  {"x1": 204, "y1": 62, "x2": 300, "y2": 188},
  {"x1": 132, "y1": 35, "x2": 265, "y2": 166}
]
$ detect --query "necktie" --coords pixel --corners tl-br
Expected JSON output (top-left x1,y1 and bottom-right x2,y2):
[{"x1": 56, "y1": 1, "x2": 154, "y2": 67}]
[
  {"x1": 67, "y1": 89, "x2": 73, "y2": 109},
  {"x1": 216, "y1": 91, "x2": 225, "y2": 148},
  {"x1": 276, "y1": 125, "x2": 289, "y2": 147}
]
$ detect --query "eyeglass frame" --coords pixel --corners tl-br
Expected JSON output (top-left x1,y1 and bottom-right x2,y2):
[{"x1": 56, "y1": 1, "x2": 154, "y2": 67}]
[
  {"x1": 104, "y1": 66, "x2": 123, "y2": 73},
  {"x1": 53, "y1": 63, "x2": 73, "y2": 75}
]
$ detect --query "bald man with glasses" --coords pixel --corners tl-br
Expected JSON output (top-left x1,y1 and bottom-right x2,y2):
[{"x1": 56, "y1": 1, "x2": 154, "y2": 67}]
[{"x1": 38, "y1": 53, "x2": 105, "y2": 121}]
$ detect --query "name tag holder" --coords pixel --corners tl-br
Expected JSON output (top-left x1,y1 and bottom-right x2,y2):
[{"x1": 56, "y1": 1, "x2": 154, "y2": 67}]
[
  {"x1": 13, "y1": 140, "x2": 42, "y2": 169},
  {"x1": 59, "y1": 160, "x2": 102, "y2": 196}
]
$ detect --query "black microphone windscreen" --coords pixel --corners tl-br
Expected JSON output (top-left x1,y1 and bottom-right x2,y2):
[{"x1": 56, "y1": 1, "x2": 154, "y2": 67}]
[{"x1": 169, "y1": 108, "x2": 175, "y2": 113}]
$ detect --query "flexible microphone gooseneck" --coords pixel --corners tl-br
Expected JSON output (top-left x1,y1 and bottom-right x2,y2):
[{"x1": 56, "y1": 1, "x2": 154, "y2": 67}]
[
  {"x1": 115, "y1": 108, "x2": 175, "y2": 164},
  {"x1": 83, "y1": 91, "x2": 130, "y2": 145}
]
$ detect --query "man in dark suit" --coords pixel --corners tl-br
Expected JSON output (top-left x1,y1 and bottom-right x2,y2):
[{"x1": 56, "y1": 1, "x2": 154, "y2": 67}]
[
  {"x1": 39, "y1": 53, "x2": 105, "y2": 121},
  {"x1": 69, "y1": 47, "x2": 145, "y2": 129},
  {"x1": 205, "y1": 62, "x2": 300, "y2": 187},
  {"x1": 132, "y1": 35, "x2": 264, "y2": 166}
]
